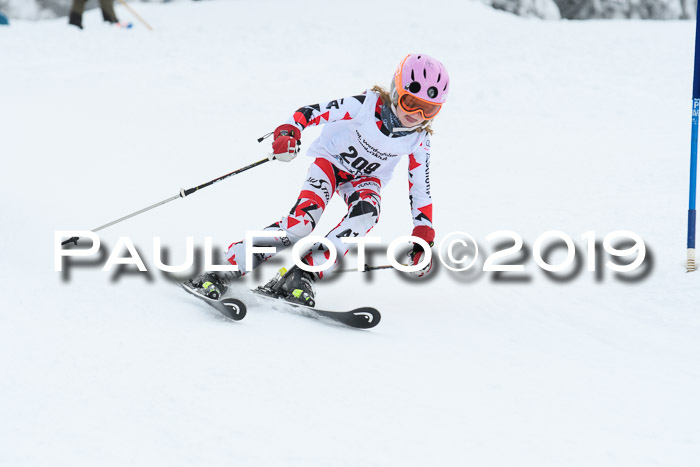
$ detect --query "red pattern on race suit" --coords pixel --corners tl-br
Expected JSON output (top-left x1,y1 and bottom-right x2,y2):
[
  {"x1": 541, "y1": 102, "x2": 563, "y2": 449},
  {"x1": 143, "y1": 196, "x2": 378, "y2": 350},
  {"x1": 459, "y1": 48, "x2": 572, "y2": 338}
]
[
  {"x1": 225, "y1": 158, "x2": 380, "y2": 277},
  {"x1": 289, "y1": 95, "x2": 366, "y2": 130},
  {"x1": 408, "y1": 150, "x2": 433, "y2": 231}
]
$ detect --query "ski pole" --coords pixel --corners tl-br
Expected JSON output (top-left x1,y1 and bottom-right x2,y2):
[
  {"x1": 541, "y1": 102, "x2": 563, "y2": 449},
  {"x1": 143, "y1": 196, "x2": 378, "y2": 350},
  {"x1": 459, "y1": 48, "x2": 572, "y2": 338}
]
[
  {"x1": 61, "y1": 156, "x2": 273, "y2": 246},
  {"x1": 116, "y1": 0, "x2": 153, "y2": 31},
  {"x1": 687, "y1": 3, "x2": 700, "y2": 271}
]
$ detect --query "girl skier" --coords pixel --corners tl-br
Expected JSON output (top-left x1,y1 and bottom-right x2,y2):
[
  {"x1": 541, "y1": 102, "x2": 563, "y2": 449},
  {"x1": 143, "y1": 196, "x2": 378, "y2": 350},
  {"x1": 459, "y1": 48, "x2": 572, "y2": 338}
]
[{"x1": 188, "y1": 53, "x2": 449, "y2": 307}]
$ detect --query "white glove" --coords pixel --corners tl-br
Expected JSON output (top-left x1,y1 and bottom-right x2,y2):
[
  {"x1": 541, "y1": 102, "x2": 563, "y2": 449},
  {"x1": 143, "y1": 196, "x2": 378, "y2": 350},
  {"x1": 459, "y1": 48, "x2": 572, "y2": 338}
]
[
  {"x1": 274, "y1": 141, "x2": 299, "y2": 162},
  {"x1": 407, "y1": 244, "x2": 433, "y2": 278}
]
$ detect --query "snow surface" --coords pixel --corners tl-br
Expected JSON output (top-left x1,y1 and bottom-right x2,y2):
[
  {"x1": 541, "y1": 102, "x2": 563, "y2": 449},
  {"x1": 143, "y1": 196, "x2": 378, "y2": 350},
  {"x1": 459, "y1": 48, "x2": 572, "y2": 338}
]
[{"x1": 1, "y1": 1, "x2": 699, "y2": 466}]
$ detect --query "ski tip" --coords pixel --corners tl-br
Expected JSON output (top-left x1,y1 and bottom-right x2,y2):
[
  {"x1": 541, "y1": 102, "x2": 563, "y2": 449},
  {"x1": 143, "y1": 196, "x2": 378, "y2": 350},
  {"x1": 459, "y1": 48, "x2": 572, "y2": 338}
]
[
  {"x1": 219, "y1": 298, "x2": 247, "y2": 321},
  {"x1": 181, "y1": 282, "x2": 247, "y2": 322},
  {"x1": 351, "y1": 307, "x2": 381, "y2": 329}
]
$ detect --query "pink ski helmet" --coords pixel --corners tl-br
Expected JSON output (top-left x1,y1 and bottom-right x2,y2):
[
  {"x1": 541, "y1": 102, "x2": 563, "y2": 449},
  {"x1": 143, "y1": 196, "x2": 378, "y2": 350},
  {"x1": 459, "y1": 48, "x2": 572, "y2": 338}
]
[{"x1": 391, "y1": 53, "x2": 449, "y2": 120}]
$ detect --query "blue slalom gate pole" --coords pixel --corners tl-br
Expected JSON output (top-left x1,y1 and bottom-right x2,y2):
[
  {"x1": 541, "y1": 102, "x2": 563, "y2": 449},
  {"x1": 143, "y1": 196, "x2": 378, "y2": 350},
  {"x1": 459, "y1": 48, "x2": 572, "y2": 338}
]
[{"x1": 688, "y1": 3, "x2": 700, "y2": 272}]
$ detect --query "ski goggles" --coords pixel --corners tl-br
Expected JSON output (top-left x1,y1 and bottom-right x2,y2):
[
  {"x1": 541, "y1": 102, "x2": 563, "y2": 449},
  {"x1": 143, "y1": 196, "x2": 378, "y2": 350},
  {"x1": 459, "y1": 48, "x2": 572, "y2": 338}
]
[{"x1": 397, "y1": 92, "x2": 443, "y2": 120}]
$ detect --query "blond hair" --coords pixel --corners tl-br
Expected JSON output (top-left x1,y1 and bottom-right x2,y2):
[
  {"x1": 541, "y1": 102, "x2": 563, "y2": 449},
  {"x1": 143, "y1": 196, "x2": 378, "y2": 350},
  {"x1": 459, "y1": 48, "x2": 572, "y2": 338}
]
[{"x1": 371, "y1": 85, "x2": 434, "y2": 135}]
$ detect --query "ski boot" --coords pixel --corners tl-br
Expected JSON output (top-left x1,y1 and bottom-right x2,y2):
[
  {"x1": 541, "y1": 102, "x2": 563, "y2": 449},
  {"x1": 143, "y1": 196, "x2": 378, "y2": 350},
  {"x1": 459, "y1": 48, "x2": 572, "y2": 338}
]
[
  {"x1": 68, "y1": 12, "x2": 83, "y2": 29},
  {"x1": 271, "y1": 266, "x2": 317, "y2": 308},
  {"x1": 257, "y1": 268, "x2": 287, "y2": 294},
  {"x1": 186, "y1": 270, "x2": 241, "y2": 300}
]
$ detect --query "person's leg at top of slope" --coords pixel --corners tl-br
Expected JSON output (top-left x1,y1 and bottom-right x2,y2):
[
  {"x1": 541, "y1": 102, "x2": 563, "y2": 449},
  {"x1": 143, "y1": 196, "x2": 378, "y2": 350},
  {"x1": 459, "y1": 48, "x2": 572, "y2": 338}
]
[
  {"x1": 188, "y1": 54, "x2": 450, "y2": 307},
  {"x1": 68, "y1": 0, "x2": 119, "y2": 28},
  {"x1": 99, "y1": 0, "x2": 119, "y2": 24},
  {"x1": 68, "y1": 0, "x2": 87, "y2": 29}
]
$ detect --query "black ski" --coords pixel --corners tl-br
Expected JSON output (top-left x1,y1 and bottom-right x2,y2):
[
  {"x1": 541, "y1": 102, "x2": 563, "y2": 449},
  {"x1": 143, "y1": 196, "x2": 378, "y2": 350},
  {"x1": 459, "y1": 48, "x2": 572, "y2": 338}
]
[
  {"x1": 180, "y1": 282, "x2": 247, "y2": 321},
  {"x1": 250, "y1": 288, "x2": 380, "y2": 329}
]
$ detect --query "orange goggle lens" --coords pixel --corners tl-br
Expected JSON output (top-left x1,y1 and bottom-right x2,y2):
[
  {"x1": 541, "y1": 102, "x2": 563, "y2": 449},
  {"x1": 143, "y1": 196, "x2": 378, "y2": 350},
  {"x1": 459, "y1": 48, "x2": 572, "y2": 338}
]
[{"x1": 398, "y1": 93, "x2": 443, "y2": 120}]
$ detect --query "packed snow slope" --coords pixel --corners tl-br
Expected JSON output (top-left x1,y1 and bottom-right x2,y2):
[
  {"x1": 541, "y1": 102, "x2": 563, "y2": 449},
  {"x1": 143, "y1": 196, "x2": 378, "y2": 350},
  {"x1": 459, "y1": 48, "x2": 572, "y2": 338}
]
[{"x1": 1, "y1": 1, "x2": 699, "y2": 466}]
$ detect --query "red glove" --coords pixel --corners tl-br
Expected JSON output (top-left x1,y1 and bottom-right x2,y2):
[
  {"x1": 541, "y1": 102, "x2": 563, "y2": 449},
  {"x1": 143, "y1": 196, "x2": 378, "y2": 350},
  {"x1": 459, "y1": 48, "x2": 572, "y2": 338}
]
[
  {"x1": 272, "y1": 124, "x2": 302, "y2": 162},
  {"x1": 408, "y1": 226, "x2": 435, "y2": 278}
]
